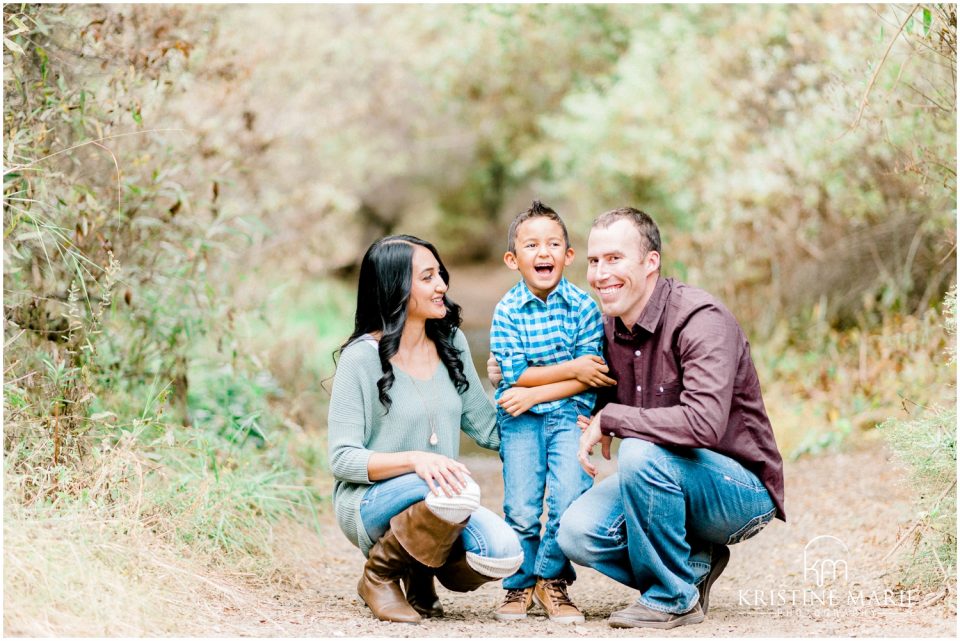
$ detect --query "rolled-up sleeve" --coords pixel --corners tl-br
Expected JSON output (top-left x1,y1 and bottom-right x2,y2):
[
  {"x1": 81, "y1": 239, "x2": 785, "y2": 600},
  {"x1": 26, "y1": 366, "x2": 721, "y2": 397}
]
[
  {"x1": 573, "y1": 298, "x2": 604, "y2": 359},
  {"x1": 490, "y1": 302, "x2": 527, "y2": 387},
  {"x1": 327, "y1": 347, "x2": 374, "y2": 484}
]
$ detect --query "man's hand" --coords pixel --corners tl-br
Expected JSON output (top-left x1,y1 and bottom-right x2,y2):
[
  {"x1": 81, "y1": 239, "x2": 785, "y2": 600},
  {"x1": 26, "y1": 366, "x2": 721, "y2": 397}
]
[
  {"x1": 487, "y1": 354, "x2": 503, "y2": 387},
  {"x1": 569, "y1": 355, "x2": 617, "y2": 388},
  {"x1": 497, "y1": 386, "x2": 540, "y2": 417},
  {"x1": 577, "y1": 410, "x2": 612, "y2": 478}
]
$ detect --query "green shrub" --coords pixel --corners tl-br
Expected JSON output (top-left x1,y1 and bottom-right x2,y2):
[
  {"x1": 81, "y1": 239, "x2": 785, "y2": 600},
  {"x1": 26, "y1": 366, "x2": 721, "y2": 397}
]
[{"x1": 880, "y1": 286, "x2": 957, "y2": 591}]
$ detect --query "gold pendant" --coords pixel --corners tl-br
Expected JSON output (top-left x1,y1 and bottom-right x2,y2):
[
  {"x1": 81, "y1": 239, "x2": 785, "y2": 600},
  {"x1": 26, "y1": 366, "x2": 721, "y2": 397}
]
[{"x1": 429, "y1": 432, "x2": 439, "y2": 446}]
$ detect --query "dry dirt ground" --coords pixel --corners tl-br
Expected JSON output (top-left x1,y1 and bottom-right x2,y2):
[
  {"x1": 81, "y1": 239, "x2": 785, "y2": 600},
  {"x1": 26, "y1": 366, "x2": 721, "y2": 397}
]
[{"x1": 183, "y1": 438, "x2": 955, "y2": 638}]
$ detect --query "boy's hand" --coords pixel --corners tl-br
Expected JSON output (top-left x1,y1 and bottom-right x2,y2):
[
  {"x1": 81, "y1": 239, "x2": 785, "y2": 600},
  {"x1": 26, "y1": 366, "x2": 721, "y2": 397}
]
[
  {"x1": 487, "y1": 354, "x2": 503, "y2": 386},
  {"x1": 497, "y1": 386, "x2": 539, "y2": 417},
  {"x1": 570, "y1": 355, "x2": 617, "y2": 387},
  {"x1": 577, "y1": 410, "x2": 612, "y2": 478}
]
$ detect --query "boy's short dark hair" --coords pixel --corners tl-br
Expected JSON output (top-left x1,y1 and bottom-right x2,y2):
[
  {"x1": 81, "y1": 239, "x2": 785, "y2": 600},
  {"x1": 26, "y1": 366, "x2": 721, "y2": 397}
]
[
  {"x1": 592, "y1": 207, "x2": 662, "y2": 257},
  {"x1": 507, "y1": 200, "x2": 571, "y2": 254}
]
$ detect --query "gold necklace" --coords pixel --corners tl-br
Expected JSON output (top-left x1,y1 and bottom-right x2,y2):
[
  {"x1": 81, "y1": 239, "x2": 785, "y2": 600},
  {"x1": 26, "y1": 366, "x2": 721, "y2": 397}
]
[{"x1": 410, "y1": 376, "x2": 439, "y2": 446}]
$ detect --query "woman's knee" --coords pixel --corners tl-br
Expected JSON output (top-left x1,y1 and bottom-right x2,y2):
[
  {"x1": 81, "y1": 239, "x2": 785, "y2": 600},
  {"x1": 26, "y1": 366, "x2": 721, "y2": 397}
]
[{"x1": 464, "y1": 508, "x2": 521, "y2": 556}]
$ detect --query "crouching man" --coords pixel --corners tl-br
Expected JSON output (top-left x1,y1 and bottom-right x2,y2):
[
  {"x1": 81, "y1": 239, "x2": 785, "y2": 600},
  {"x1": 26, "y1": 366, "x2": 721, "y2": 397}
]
[{"x1": 558, "y1": 208, "x2": 786, "y2": 629}]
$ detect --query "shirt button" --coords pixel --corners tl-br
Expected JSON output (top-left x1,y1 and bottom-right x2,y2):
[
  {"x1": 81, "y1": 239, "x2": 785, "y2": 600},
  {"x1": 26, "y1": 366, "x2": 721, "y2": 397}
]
[
  {"x1": 634, "y1": 350, "x2": 641, "y2": 357},
  {"x1": 636, "y1": 385, "x2": 642, "y2": 392}
]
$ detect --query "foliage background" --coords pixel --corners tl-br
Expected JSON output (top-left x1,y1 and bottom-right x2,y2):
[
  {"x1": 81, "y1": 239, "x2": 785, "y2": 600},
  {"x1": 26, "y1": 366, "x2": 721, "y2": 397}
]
[{"x1": 3, "y1": 3, "x2": 956, "y2": 634}]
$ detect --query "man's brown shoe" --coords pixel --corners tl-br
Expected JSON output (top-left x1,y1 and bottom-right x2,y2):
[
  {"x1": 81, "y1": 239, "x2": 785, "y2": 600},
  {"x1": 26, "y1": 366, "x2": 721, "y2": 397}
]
[
  {"x1": 608, "y1": 601, "x2": 704, "y2": 629},
  {"x1": 533, "y1": 578, "x2": 585, "y2": 624},
  {"x1": 494, "y1": 588, "x2": 533, "y2": 621},
  {"x1": 696, "y1": 543, "x2": 730, "y2": 616}
]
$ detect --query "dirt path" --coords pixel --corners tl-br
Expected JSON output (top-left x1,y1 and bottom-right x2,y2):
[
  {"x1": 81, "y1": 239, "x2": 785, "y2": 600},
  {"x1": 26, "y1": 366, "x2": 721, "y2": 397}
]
[
  {"x1": 186, "y1": 438, "x2": 954, "y2": 637},
  {"x1": 167, "y1": 266, "x2": 954, "y2": 637}
]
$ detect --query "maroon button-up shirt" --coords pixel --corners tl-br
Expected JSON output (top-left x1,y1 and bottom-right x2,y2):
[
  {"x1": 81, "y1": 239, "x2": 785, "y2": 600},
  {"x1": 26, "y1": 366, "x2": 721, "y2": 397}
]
[{"x1": 597, "y1": 277, "x2": 786, "y2": 521}]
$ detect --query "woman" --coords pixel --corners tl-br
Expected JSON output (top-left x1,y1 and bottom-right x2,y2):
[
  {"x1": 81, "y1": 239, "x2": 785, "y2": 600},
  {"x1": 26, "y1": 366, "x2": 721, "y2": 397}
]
[{"x1": 328, "y1": 235, "x2": 523, "y2": 624}]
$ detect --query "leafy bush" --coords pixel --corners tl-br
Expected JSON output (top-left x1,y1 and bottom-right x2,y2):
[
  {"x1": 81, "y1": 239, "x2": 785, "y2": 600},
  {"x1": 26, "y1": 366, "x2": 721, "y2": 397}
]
[
  {"x1": 880, "y1": 286, "x2": 957, "y2": 591},
  {"x1": 3, "y1": 3, "x2": 320, "y2": 590}
]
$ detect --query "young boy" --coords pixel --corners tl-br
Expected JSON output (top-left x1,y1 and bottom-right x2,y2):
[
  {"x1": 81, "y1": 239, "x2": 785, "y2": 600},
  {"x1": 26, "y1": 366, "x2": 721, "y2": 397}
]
[{"x1": 490, "y1": 200, "x2": 615, "y2": 623}]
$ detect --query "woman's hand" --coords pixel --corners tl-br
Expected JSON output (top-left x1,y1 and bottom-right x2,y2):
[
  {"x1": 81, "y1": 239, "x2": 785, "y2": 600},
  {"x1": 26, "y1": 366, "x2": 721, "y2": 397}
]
[
  {"x1": 409, "y1": 451, "x2": 472, "y2": 498},
  {"x1": 487, "y1": 354, "x2": 503, "y2": 386},
  {"x1": 497, "y1": 386, "x2": 541, "y2": 417}
]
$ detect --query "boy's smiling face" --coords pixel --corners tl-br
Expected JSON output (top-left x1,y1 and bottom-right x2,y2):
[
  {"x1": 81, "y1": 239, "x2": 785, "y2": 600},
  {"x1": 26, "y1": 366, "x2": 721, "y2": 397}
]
[{"x1": 504, "y1": 216, "x2": 574, "y2": 300}]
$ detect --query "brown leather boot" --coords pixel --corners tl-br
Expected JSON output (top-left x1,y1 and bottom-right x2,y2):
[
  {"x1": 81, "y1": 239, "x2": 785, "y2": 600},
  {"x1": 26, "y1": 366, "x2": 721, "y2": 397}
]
[
  {"x1": 357, "y1": 501, "x2": 468, "y2": 624},
  {"x1": 402, "y1": 567, "x2": 443, "y2": 618},
  {"x1": 389, "y1": 500, "x2": 467, "y2": 567},
  {"x1": 434, "y1": 544, "x2": 496, "y2": 593},
  {"x1": 357, "y1": 529, "x2": 422, "y2": 624}
]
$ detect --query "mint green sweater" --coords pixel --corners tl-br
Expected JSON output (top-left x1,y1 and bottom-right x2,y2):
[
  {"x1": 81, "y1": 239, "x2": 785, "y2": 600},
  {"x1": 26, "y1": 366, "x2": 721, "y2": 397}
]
[{"x1": 327, "y1": 329, "x2": 499, "y2": 556}]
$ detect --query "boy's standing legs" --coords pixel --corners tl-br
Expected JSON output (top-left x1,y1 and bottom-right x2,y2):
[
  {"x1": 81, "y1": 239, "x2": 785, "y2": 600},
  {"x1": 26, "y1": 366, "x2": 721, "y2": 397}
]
[
  {"x1": 531, "y1": 401, "x2": 592, "y2": 623},
  {"x1": 496, "y1": 402, "x2": 592, "y2": 623},
  {"x1": 496, "y1": 410, "x2": 546, "y2": 620}
]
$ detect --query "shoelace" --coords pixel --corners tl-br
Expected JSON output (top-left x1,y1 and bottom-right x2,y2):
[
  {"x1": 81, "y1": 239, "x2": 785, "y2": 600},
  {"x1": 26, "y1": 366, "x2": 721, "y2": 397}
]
[
  {"x1": 540, "y1": 579, "x2": 575, "y2": 608},
  {"x1": 503, "y1": 589, "x2": 528, "y2": 605}
]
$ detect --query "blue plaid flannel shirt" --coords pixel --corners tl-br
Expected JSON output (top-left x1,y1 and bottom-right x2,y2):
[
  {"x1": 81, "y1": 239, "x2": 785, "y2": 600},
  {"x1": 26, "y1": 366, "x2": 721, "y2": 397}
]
[{"x1": 490, "y1": 277, "x2": 604, "y2": 415}]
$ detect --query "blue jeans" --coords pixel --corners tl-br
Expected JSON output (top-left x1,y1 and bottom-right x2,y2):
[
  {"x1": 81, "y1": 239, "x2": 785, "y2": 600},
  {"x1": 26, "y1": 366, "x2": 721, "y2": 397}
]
[
  {"x1": 359, "y1": 473, "x2": 521, "y2": 563},
  {"x1": 499, "y1": 401, "x2": 593, "y2": 589},
  {"x1": 557, "y1": 439, "x2": 776, "y2": 614}
]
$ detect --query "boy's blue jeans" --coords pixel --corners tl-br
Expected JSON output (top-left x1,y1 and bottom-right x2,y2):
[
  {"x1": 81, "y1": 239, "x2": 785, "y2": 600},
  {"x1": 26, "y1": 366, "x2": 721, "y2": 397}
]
[
  {"x1": 499, "y1": 400, "x2": 593, "y2": 589},
  {"x1": 557, "y1": 438, "x2": 776, "y2": 614},
  {"x1": 360, "y1": 473, "x2": 522, "y2": 563}
]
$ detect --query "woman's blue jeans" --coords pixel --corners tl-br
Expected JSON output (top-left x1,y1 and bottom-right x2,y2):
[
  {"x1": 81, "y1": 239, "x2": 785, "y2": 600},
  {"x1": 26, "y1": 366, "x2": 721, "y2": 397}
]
[
  {"x1": 557, "y1": 439, "x2": 776, "y2": 614},
  {"x1": 359, "y1": 473, "x2": 521, "y2": 564}
]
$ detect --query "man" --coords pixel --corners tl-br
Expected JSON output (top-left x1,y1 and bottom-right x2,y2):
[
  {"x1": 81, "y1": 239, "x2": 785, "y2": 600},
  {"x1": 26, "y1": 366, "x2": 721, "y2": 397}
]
[{"x1": 554, "y1": 207, "x2": 786, "y2": 629}]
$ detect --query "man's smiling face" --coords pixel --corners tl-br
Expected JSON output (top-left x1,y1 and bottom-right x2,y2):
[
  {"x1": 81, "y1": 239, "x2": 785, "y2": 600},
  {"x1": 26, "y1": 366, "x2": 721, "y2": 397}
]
[{"x1": 587, "y1": 218, "x2": 660, "y2": 327}]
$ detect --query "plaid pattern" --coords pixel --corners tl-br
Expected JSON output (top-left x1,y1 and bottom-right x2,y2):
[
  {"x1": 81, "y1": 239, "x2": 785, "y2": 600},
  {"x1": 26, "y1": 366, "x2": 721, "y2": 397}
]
[{"x1": 490, "y1": 277, "x2": 603, "y2": 414}]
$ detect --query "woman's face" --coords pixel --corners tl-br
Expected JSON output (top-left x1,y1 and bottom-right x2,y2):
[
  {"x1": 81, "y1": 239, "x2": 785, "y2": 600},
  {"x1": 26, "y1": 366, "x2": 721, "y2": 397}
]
[{"x1": 406, "y1": 245, "x2": 448, "y2": 322}]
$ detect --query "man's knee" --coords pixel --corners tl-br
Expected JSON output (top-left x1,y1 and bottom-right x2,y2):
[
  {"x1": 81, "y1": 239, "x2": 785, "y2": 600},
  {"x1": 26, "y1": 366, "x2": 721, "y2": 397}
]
[
  {"x1": 557, "y1": 501, "x2": 590, "y2": 565},
  {"x1": 618, "y1": 438, "x2": 676, "y2": 484}
]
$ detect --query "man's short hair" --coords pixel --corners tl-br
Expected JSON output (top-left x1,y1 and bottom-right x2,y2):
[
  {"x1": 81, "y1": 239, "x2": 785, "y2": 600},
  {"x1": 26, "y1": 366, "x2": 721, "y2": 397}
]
[
  {"x1": 507, "y1": 200, "x2": 570, "y2": 254},
  {"x1": 592, "y1": 207, "x2": 662, "y2": 257}
]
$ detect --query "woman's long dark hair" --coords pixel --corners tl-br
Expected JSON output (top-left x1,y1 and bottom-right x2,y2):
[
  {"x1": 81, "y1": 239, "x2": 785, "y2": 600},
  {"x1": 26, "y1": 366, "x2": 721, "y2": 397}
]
[{"x1": 337, "y1": 235, "x2": 468, "y2": 412}]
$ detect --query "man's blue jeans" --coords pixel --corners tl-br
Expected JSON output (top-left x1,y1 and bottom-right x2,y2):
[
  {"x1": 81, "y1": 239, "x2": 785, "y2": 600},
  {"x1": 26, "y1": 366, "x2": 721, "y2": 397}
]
[
  {"x1": 360, "y1": 473, "x2": 522, "y2": 564},
  {"x1": 557, "y1": 438, "x2": 776, "y2": 614},
  {"x1": 499, "y1": 401, "x2": 593, "y2": 589}
]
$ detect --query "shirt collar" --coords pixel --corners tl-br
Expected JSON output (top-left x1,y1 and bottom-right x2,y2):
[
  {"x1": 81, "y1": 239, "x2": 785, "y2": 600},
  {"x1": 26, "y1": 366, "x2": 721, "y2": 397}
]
[
  {"x1": 611, "y1": 276, "x2": 670, "y2": 340},
  {"x1": 516, "y1": 276, "x2": 575, "y2": 307}
]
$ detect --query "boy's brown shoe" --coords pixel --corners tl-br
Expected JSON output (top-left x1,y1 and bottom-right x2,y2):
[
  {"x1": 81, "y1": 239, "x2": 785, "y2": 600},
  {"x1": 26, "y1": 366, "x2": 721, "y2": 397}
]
[
  {"x1": 494, "y1": 587, "x2": 534, "y2": 621},
  {"x1": 533, "y1": 578, "x2": 585, "y2": 624}
]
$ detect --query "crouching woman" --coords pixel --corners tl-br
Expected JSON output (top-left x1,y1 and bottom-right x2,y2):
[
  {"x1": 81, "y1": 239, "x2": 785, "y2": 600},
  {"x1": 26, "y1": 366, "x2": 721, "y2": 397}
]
[{"x1": 327, "y1": 235, "x2": 523, "y2": 624}]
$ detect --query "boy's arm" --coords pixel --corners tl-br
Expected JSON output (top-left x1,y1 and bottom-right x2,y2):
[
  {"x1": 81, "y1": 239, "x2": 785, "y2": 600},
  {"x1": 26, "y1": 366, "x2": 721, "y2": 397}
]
[
  {"x1": 490, "y1": 303, "x2": 529, "y2": 387},
  {"x1": 512, "y1": 297, "x2": 614, "y2": 388},
  {"x1": 497, "y1": 379, "x2": 591, "y2": 417},
  {"x1": 513, "y1": 357, "x2": 611, "y2": 387}
]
